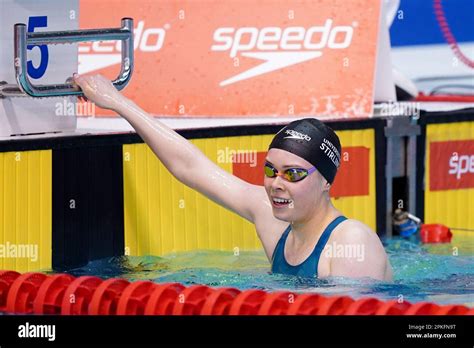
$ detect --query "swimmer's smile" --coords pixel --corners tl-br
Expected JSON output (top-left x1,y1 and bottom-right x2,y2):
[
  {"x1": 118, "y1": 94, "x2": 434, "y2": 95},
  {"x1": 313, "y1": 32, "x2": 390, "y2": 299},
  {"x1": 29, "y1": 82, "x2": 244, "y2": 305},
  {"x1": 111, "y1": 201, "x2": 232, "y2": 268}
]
[{"x1": 271, "y1": 197, "x2": 293, "y2": 208}]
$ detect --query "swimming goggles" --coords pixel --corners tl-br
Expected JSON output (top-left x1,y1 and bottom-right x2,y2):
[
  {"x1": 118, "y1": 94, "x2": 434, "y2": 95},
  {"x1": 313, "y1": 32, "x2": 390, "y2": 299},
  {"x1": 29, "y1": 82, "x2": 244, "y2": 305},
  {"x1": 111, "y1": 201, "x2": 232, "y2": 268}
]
[{"x1": 264, "y1": 162, "x2": 317, "y2": 182}]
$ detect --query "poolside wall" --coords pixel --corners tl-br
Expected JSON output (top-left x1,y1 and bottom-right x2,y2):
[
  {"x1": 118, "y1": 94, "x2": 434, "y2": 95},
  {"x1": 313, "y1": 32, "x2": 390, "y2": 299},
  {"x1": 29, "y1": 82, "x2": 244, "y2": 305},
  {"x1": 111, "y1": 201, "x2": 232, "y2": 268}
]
[
  {"x1": 1, "y1": 111, "x2": 474, "y2": 271},
  {"x1": 416, "y1": 110, "x2": 474, "y2": 243}
]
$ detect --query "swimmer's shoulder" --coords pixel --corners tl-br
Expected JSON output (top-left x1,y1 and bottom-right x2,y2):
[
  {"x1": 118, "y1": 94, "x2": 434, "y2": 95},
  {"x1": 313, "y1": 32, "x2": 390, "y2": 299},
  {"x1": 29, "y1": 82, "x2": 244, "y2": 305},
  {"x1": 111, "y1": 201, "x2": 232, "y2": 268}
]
[
  {"x1": 330, "y1": 217, "x2": 393, "y2": 281},
  {"x1": 331, "y1": 218, "x2": 386, "y2": 253}
]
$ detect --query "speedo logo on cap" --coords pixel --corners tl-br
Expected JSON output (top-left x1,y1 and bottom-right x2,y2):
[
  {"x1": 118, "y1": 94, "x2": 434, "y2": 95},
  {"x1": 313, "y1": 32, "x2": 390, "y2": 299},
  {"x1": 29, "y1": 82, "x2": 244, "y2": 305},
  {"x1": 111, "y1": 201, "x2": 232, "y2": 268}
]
[{"x1": 284, "y1": 129, "x2": 312, "y2": 141}]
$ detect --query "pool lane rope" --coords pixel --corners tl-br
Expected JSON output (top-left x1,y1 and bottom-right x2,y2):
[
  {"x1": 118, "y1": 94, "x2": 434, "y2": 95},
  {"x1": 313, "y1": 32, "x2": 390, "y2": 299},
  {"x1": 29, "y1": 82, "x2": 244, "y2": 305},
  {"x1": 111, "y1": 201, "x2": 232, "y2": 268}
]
[
  {"x1": 0, "y1": 271, "x2": 472, "y2": 315},
  {"x1": 434, "y1": 0, "x2": 474, "y2": 69}
]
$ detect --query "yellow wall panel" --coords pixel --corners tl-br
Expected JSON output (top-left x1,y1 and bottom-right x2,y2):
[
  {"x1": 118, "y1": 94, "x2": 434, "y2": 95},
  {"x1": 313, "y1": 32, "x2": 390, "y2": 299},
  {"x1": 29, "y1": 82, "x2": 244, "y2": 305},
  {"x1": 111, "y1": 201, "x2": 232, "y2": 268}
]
[
  {"x1": 425, "y1": 122, "x2": 474, "y2": 232},
  {"x1": 124, "y1": 139, "x2": 262, "y2": 257},
  {"x1": 332, "y1": 129, "x2": 377, "y2": 231},
  {"x1": 0, "y1": 150, "x2": 52, "y2": 272}
]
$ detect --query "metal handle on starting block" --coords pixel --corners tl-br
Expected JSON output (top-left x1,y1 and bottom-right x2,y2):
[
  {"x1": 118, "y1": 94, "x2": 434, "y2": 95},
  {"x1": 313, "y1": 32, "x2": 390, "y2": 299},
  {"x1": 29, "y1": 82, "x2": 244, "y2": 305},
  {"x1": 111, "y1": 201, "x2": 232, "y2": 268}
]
[{"x1": 0, "y1": 17, "x2": 133, "y2": 98}]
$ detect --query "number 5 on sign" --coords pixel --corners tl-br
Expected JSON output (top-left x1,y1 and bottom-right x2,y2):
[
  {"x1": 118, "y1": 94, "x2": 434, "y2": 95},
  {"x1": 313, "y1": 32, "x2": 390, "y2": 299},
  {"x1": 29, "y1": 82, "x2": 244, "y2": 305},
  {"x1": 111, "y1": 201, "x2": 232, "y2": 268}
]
[{"x1": 27, "y1": 16, "x2": 49, "y2": 79}]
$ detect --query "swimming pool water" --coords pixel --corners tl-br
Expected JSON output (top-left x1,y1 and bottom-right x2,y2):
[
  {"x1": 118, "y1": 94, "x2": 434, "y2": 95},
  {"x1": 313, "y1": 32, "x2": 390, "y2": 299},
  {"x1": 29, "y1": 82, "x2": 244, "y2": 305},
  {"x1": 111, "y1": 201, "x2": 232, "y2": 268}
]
[{"x1": 56, "y1": 235, "x2": 474, "y2": 306}]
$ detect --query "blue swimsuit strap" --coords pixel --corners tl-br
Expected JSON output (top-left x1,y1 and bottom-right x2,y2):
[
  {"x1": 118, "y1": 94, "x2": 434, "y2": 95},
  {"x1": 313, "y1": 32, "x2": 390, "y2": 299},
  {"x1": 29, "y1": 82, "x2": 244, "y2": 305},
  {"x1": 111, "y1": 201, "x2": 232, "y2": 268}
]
[
  {"x1": 271, "y1": 224, "x2": 292, "y2": 263},
  {"x1": 310, "y1": 215, "x2": 348, "y2": 270},
  {"x1": 272, "y1": 216, "x2": 347, "y2": 267}
]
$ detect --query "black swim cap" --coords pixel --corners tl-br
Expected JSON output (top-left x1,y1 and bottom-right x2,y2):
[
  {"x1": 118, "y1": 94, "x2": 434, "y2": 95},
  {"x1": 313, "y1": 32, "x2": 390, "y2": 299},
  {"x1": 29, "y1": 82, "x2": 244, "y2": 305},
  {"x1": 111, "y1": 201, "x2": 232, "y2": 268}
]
[{"x1": 268, "y1": 118, "x2": 341, "y2": 184}]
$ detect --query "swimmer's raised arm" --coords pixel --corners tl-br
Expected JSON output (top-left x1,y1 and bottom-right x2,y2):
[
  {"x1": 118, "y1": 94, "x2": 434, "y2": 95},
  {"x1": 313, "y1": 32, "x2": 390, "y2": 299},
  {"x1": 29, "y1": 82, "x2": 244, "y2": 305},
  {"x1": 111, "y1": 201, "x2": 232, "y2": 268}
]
[{"x1": 73, "y1": 74, "x2": 270, "y2": 225}]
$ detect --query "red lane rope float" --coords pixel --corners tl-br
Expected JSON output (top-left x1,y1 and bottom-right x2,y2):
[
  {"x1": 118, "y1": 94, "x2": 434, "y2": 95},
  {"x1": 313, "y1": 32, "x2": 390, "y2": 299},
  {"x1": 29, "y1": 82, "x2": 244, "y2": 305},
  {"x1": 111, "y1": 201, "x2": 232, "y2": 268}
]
[
  {"x1": 229, "y1": 289, "x2": 267, "y2": 315},
  {"x1": 116, "y1": 281, "x2": 157, "y2": 315},
  {"x1": 34, "y1": 274, "x2": 75, "y2": 314},
  {"x1": 344, "y1": 297, "x2": 383, "y2": 315},
  {"x1": 287, "y1": 294, "x2": 324, "y2": 315},
  {"x1": 0, "y1": 271, "x2": 20, "y2": 311},
  {"x1": 433, "y1": 0, "x2": 474, "y2": 69},
  {"x1": 88, "y1": 278, "x2": 130, "y2": 315},
  {"x1": 0, "y1": 271, "x2": 472, "y2": 315},
  {"x1": 375, "y1": 300, "x2": 412, "y2": 315},
  {"x1": 316, "y1": 295, "x2": 354, "y2": 315},
  {"x1": 258, "y1": 291, "x2": 297, "y2": 315},
  {"x1": 420, "y1": 224, "x2": 453, "y2": 244},
  {"x1": 436, "y1": 305, "x2": 469, "y2": 315},
  {"x1": 201, "y1": 287, "x2": 241, "y2": 315},
  {"x1": 6, "y1": 272, "x2": 48, "y2": 314},
  {"x1": 61, "y1": 276, "x2": 103, "y2": 315},
  {"x1": 172, "y1": 285, "x2": 214, "y2": 315},
  {"x1": 405, "y1": 302, "x2": 441, "y2": 315},
  {"x1": 145, "y1": 282, "x2": 185, "y2": 315}
]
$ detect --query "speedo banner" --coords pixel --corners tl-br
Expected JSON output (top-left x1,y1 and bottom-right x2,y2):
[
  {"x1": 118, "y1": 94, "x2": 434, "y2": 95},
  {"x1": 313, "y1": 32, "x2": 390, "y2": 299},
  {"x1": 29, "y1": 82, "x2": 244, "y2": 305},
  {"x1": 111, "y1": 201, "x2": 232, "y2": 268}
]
[
  {"x1": 79, "y1": 0, "x2": 381, "y2": 118},
  {"x1": 425, "y1": 121, "x2": 474, "y2": 232},
  {"x1": 430, "y1": 140, "x2": 474, "y2": 191}
]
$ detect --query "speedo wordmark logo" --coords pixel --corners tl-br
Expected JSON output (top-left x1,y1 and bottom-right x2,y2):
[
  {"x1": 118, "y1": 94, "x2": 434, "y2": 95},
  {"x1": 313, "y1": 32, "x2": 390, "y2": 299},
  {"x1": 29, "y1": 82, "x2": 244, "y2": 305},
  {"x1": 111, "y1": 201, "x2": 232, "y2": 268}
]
[
  {"x1": 284, "y1": 129, "x2": 311, "y2": 141},
  {"x1": 211, "y1": 19, "x2": 355, "y2": 86},
  {"x1": 78, "y1": 21, "x2": 168, "y2": 74},
  {"x1": 430, "y1": 140, "x2": 474, "y2": 191}
]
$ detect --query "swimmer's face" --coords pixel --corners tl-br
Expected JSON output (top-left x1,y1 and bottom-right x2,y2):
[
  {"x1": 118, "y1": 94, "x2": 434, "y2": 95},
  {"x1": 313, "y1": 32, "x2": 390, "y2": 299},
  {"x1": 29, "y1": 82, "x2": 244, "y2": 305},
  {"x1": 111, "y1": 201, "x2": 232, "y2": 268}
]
[{"x1": 264, "y1": 148, "x2": 328, "y2": 222}]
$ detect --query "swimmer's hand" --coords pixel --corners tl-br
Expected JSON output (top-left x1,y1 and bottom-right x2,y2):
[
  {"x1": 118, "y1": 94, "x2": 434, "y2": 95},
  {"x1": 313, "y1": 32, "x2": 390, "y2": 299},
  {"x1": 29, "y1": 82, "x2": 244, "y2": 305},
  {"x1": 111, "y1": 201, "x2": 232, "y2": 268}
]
[{"x1": 72, "y1": 74, "x2": 124, "y2": 111}]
